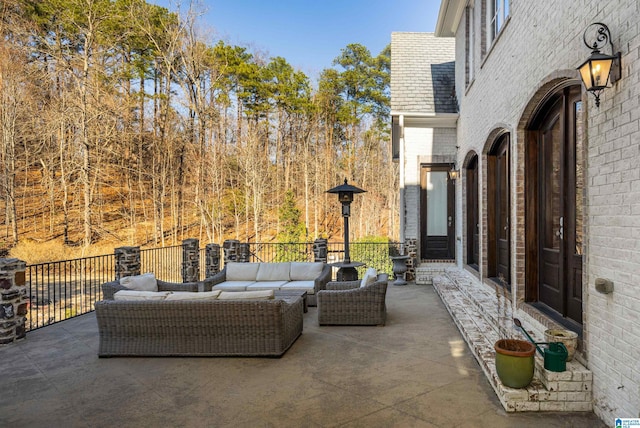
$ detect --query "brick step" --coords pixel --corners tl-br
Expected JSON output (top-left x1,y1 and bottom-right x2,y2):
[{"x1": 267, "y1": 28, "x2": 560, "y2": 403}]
[{"x1": 432, "y1": 269, "x2": 592, "y2": 412}]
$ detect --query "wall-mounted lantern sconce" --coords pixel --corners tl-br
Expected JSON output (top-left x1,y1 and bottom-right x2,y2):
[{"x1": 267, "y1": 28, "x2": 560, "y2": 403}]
[
  {"x1": 577, "y1": 23, "x2": 622, "y2": 108},
  {"x1": 448, "y1": 165, "x2": 459, "y2": 181}
]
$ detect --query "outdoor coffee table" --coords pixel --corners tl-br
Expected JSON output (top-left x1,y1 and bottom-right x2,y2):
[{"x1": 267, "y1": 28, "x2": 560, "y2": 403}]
[{"x1": 274, "y1": 290, "x2": 308, "y2": 313}]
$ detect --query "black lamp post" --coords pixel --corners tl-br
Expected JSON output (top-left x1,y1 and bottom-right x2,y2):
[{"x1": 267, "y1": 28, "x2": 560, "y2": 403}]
[{"x1": 327, "y1": 178, "x2": 366, "y2": 280}]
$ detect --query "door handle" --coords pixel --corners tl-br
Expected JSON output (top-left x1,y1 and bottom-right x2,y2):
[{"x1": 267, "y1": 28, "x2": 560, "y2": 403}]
[{"x1": 558, "y1": 216, "x2": 564, "y2": 240}]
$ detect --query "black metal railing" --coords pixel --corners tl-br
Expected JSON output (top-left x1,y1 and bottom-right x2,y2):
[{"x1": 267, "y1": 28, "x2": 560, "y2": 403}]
[
  {"x1": 140, "y1": 245, "x2": 184, "y2": 282},
  {"x1": 23, "y1": 240, "x2": 403, "y2": 332},
  {"x1": 26, "y1": 253, "x2": 114, "y2": 331}
]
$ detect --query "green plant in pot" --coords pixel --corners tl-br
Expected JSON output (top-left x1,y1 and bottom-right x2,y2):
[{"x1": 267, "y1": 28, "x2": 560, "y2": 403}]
[{"x1": 493, "y1": 276, "x2": 536, "y2": 389}]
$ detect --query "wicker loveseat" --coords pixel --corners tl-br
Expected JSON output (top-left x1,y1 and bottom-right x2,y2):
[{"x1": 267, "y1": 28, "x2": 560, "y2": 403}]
[
  {"x1": 203, "y1": 262, "x2": 331, "y2": 306},
  {"x1": 317, "y1": 272, "x2": 389, "y2": 326},
  {"x1": 96, "y1": 280, "x2": 303, "y2": 357}
]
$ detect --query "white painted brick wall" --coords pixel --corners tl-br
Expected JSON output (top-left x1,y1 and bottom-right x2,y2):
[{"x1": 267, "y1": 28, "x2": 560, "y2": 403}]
[
  {"x1": 450, "y1": 0, "x2": 640, "y2": 422},
  {"x1": 402, "y1": 126, "x2": 456, "y2": 241}
]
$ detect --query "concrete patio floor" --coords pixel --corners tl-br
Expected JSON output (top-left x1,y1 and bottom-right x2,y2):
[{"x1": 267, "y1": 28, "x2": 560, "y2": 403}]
[{"x1": 2, "y1": 283, "x2": 605, "y2": 427}]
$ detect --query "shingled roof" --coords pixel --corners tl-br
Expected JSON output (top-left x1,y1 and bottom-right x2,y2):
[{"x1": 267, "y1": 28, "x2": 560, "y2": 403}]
[{"x1": 391, "y1": 32, "x2": 457, "y2": 114}]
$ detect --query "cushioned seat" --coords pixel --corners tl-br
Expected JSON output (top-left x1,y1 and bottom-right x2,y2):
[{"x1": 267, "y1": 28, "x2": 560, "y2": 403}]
[
  {"x1": 213, "y1": 281, "x2": 255, "y2": 291},
  {"x1": 246, "y1": 280, "x2": 289, "y2": 290},
  {"x1": 282, "y1": 280, "x2": 317, "y2": 294}
]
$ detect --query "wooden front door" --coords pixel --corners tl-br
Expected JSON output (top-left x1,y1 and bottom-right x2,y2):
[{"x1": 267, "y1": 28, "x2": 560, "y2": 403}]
[
  {"x1": 466, "y1": 155, "x2": 479, "y2": 270},
  {"x1": 534, "y1": 86, "x2": 583, "y2": 323},
  {"x1": 420, "y1": 165, "x2": 455, "y2": 260},
  {"x1": 488, "y1": 135, "x2": 510, "y2": 285}
]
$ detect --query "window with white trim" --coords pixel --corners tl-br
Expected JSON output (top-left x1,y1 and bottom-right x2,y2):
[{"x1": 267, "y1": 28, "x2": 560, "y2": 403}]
[
  {"x1": 489, "y1": 0, "x2": 509, "y2": 43},
  {"x1": 465, "y1": 5, "x2": 475, "y2": 85}
]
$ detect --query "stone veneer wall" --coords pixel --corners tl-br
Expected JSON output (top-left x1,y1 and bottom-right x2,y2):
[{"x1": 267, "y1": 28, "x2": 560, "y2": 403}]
[
  {"x1": 182, "y1": 239, "x2": 199, "y2": 282},
  {"x1": 0, "y1": 259, "x2": 28, "y2": 345},
  {"x1": 313, "y1": 238, "x2": 328, "y2": 262},
  {"x1": 223, "y1": 240, "x2": 240, "y2": 264},
  {"x1": 205, "y1": 244, "x2": 221, "y2": 277},
  {"x1": 114, "y1": 246, "x2": 141, "y2": 280}
]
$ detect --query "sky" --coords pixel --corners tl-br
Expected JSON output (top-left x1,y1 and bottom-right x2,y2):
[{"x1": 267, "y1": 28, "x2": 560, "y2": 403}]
[{"x1": 148, "y1": 0, "x2": 441, "y2": 80}]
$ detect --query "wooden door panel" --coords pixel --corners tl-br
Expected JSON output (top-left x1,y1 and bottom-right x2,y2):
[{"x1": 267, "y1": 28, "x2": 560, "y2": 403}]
[{"x1": 531, "y1": 85, "x2": 583, "y2": 326}]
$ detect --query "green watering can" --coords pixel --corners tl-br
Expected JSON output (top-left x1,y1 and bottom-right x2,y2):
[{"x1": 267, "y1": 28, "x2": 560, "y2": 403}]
[
  {"x1": 513, "y1": 319, "x2": 569, "y2": 372},
  {"x1": 543, "y1": 342, "x2": 568, "y2": 372}
]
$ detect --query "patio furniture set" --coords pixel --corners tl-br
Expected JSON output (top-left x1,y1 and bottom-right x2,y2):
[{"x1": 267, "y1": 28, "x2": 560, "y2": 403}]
[{"x1": 95, "y1": 262, "x2": 389, "y2": 357}]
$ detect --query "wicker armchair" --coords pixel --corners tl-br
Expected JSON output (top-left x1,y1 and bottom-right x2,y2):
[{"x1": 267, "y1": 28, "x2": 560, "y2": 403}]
[{"x1": 317, "y1": 273, "x2": 389, "y2": 326}]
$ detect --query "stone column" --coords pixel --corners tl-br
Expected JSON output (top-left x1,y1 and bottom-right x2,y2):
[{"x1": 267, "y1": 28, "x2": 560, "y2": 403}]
[
  {"x1": 223, "y1": 239, "x2": 240, "y2": 263},
  {"x1": 182, "y1": 238, "x2": 200, "y2": 283},
  {"x1": 205, "y1": 243, "x2": 221, "y2": 277},
  {"x1": 114, "y1": 246, "x2": 140, "y2": 280},
  {"x1": 0, "y1": 258, "x2": 28, "y2": 345},
  {"x1": 313, "y1": 238, "x2": 328, "y2": 262},
  {"x1": 237, "y1": 243, "x2": 251, "y2": 263}
]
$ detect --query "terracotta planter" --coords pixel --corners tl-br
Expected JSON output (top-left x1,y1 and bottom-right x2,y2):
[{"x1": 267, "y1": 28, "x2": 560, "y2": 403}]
[
  {"x1": 544, "y1": 329, "x2": 578, "y2": 361},
  {"x1": 494, "y1": 339, "x2": 536, "y2": 388}
]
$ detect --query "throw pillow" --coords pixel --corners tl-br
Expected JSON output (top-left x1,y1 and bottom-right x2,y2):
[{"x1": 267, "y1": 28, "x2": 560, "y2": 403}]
[
  {"x1": 360, "y1": 267, "x2": 378, "y2": 288},
  {"x1": 113, "y1": 290, "x2": 170, "y2": 301},
  {"x1": 290, "y1": 262, "x2": 324, "y2": 281},
  {"x1": 119, "y1": 273, "x2": 157, "y2": 292},
  {"x1": 165, "y1": 290, "x2": 221, "y2": 301},
  {"x1": 226, "y1": 262, "x2": 260, "y2": 281},
  {"x1": 218, "y1": 290, "x2": 275, "y2": 300}
]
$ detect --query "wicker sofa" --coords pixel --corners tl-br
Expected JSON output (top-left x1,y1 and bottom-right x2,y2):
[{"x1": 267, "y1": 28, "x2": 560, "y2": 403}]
[
  {"x1": 96, "y1": 280, "x2": 303, "y2": 357},
  {"x1": 317, "y1": 273, "x2": 389, "y2": 326},
  {"x1": 203, "y1": 262, "x2": 331, "y2": 306}
]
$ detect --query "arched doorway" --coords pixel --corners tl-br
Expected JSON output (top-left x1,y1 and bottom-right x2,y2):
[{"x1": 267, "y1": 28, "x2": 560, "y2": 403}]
[
  {"x1": 526, "y1": 84, "x2": 584, "y2": 326},
  {"x1": 487, "y1": 134, "x2": 510, "y2": 286}
]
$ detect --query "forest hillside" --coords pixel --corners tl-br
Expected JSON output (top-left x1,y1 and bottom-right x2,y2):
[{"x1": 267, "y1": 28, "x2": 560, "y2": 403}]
[{"x1": 0, "y1": 0, "x2": 398, "y2": 263}]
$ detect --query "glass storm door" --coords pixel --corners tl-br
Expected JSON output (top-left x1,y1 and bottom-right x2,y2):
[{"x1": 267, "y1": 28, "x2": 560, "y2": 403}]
[
  {"x1": 536, "y1": 86, "x2": 583, "y2": 323},
  {"x1": 420, "y1": 165, "x2": 455, "y2": 260}
]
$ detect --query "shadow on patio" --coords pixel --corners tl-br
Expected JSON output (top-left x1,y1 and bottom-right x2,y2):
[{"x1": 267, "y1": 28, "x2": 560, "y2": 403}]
[{"x1": 1, "y1": 282, "x2": 605, "y2": 427}]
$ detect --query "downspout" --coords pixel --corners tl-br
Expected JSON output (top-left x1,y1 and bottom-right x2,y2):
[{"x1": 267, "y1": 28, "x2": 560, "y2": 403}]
[{"x1": 399, "y1": 114, "x2": 405, "y2": 251}]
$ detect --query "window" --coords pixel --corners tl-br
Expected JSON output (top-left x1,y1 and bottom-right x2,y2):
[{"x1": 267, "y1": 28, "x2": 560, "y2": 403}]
[
  {"x1": 465, "y1": 6, "x2": 475, "y2": 85},
  {"x1": 391, "y1": 116, "x2": 400, "y2": 162},
  {"x1": 489, "y1": 0, "x2": 509, "y2": 42}
]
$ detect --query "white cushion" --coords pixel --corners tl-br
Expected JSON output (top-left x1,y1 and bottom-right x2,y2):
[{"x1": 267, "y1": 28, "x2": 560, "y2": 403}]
[
  {"x1": 226, "y1": 262, "x2": 260, "y2": 281},
  {"x1": 256, "y1": 263, "x2": 291, "y2": 281},
  {"x1": 360, "y1": 268, "x2": 378, "y2": 288},
  {"x1": 114, "y1": 290, "x2": 170, "y2": 301},
  {"x1": 218, "y1": 290, "x2": 275, "y2": 300},
  {"x1": 212, "y1": 281, "x2": 254, "y2": 292},
  {"x1": 119, "y1": 273, "x2": 157, "y2": 292},
  {"x1": 282, "y1": 280, "x2": 315, "y2": 294},
  {"x1": 165, "y1": 290, "x2": 221, "y2": 301},
  {"x1": 290, "y1": 262, "x2": 324, "y2": 281},
  {"x1": 246, "y1": 281, "x2": 288, "y2": 290}
]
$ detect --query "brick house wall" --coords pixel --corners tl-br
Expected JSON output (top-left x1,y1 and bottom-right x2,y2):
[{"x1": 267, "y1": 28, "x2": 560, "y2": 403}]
[{"x1": 443, "y1": 0, "x2": 640, "y2": 421}]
